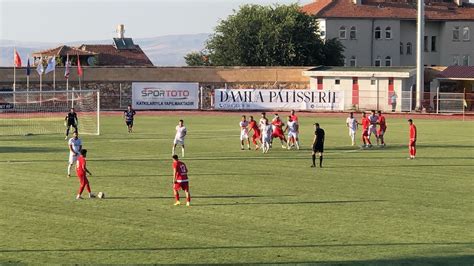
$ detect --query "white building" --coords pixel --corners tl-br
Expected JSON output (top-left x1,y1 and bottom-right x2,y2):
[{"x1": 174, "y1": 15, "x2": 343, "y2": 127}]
[
  {"x1": 303, "y1": 66, "x2": 416, "y2": 111},
  {"x1": 302, "y1": 0, "x2": 474, "y2": 67}
]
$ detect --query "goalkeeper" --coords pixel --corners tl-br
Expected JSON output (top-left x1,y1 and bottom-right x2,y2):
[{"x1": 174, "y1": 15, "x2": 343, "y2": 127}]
[{"x1": 65, "y1": 108, "x2": 78, "y2": 140}]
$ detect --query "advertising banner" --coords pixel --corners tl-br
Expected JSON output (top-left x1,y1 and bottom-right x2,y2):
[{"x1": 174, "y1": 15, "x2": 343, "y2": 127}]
[
  {"x1": 214, "y1": 89, "x2": 344, "y2": 111},
  {"x1": 132, "y1": 82, "x2": 199, "y2": 110}
]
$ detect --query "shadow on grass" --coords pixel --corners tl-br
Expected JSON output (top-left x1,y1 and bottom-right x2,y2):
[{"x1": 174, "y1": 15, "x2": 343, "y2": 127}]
[
  {"x1": 193, "y1": 199, "x2": 387, "y2": 207},
  {"x1": 106, "y1": 194, "x2": 296, "y2": 200},
  {"x1": 0, "y1": 146, "x2": 64, "y2": 154},
  {"x1": 1, "y1": 242, "x2": 471, "y2": 256}
]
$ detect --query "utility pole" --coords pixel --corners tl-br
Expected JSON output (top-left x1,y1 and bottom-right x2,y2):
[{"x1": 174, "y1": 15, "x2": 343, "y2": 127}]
[{"x1": 416, "y1": 0, "x2": 424, "y2": 111}]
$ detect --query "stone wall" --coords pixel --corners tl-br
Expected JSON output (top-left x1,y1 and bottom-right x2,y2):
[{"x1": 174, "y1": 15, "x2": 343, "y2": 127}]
[{"x1": 0, "y1": 66, "x2": 310, "y2": 110}]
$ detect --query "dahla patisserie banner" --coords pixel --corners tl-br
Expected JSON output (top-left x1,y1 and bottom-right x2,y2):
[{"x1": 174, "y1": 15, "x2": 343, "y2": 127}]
[
  {"x1": 132, "y1": 82, "x2": 199, "y2": 110},
  {"x1": 214, "y1": 89, "x2": 344, "y2": 111}
]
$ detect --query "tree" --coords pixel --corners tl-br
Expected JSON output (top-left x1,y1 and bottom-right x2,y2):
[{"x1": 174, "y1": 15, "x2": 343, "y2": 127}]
[
  {"x1": 322, "y1": 38, "x2": 345, "y2": 66},
  {"x1": 196, "y1": 4, "x2": 344, "y2": 66},
  {"x1": 184, "y1": 51, "x2": 211, "y2": 66}
]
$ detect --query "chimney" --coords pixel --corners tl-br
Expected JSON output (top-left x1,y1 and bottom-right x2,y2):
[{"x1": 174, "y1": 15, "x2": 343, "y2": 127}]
[{"x1": 116, "y1": 24, "x2": 125, "y2": 38}]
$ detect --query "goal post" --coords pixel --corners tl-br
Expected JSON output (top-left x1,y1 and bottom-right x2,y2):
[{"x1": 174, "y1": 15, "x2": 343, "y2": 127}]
[{"x1": 0, "y1": 90, "x2": 100, "y2": 136}]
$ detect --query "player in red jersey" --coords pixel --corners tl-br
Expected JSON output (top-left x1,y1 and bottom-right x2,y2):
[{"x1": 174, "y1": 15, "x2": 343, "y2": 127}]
[
  {"x1": 271, "y1": 114, "x2": 287, "y2": 148},
  {"x1": 172, "y1": 155, "x2": 191, "y2": 206},
  {"x1": 359, "y1": 112, "x2": 371, "y2": 148},
  {"x1": 377, "y1": 110, "x2": 387, "y2": 146},
  {"x1": 248, "y1": 115, "x2": 261, "y2": 150},
  {"x1": 408, "y1": 119, "x2": 417, "y2": 159},
  {"x1": 289, "y1": 110, "x2": 298, "y2": 122},
  {"x1": 75, "y1": 149, "x2": 95, "y2": 200}
]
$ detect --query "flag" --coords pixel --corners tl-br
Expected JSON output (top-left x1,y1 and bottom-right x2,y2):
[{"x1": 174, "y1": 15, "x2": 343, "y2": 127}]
[
  {"x1": 36, "y1": 58, "x2": 44, "y2": 75},
  {"x1": 77, "y1": 54, "x2": 83, "y2": 77},
  {"x1": 45, "y1": 56, "x2": 56, "y2": 74},
  {"x1": 464, "y1": 99, "x2": 468, "y2": 108},
  {"x1": 64, "y1": 54, "x2": 70, "y2": 79},
  {"x1": 26, "y1": 57, "x2": 31, "y2": 76},
  {"x1": 14, "y1": 49, "x2": 22, "y2": 67}
]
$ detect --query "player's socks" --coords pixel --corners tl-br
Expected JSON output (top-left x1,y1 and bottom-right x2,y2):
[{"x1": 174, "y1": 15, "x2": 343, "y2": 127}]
[
  {"x1": 296, "y1": 141, "x2": 300, "y2": 150},
  {"x1": 312, "y1": 154, "x2": 316, "y2": 167},
  {"x1": 172, "y1": 147, "x2": 176, "y2": 156},
  {"x1": 319, "y1": 155, "x2": 323, "y2": 168},
  {"x1": 174, "y1": 201, "x2": 181, "y2": 206},
  {"x1": 186, "y1": 202, "x2": 190, "y2": 207},
  {"x1": 67, "y1": 164, "x2": 72, "y2": 176},
  {"x1": 76, "y1": 195, "x2": 83, "y2": 200},
  {"x1": 181, "y1": 148, "x2": 185, "y2": 158}
]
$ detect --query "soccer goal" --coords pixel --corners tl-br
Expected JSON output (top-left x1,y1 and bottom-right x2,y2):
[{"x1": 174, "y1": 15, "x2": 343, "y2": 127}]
[{"x1": 0, "y1": 90, "x2": 100, "y2": 136}]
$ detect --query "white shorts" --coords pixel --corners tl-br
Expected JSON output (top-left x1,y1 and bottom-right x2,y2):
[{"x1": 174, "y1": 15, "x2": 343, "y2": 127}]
[
  {"x1": 240, "y1": 132, "x2": 249, "y2": 140},
  {"x1": 262, "y1": 135, "x2": 271, "y2": 144},
  {"x1": 368, "y1": 126, "x2": 377, "y2": 137},
  {"x1": 174, "y1": 138, "x2": 185, "y2": 145},
  {"x1": 288, "y1": 132, "x2": 298, "y2": 140},
  {"x1": 349, "y1": 129, "x2": 356, "y2": 136},
  {"x1": 69, "y1": 153, "x2": 78, "y2": 164}
]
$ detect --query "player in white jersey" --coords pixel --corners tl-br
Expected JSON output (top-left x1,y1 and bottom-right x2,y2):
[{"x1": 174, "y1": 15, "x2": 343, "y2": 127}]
[
  {"x1": 261, "y1": 118, "x2": 272, "y2": 154},
  {"x1": 239, "y1": 115, "x2": 250, "y2": 150},
  {"x1": 368, "y1": 110, "x2": 379, "y2": 144},
  {"x1": 346, "y1": 112, "x2": 358, "y2": 146},
  {"x1": 172, "y1": 119, "x2": 187, "y2": 158},
  {"x1": 285, "y1": 116, "x2": 300, "y2": 150},
  {"x1": 259, "y1": 112, "x2": 267, "y2": 129},
  {"x1": 67, "y1": 131, "x2": 82, "y2": 178}
]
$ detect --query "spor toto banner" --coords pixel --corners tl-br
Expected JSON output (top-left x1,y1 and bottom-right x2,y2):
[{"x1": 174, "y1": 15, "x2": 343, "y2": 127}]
[
  {"x1": 214, "y1": 89, "x2": 344, "y2": 111},
  {"x1": 132, "y1": 82, "x2": 199, "y2": 110}
]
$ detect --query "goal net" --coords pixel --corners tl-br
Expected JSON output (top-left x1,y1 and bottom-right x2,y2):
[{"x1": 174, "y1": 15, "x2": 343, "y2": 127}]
[{"x1": 0, "y1": 90, "x2": 100, "y2": 136}]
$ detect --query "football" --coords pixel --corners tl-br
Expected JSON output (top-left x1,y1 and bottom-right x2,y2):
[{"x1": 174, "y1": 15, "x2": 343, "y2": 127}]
[{"x1": 97, "y1": 192, "x2": 105, "y2": 199}]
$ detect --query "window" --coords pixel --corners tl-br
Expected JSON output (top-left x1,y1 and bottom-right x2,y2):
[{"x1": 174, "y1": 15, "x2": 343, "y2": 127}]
[
  {"x1": 385, "y1": 56, "x2": 392, "y2": 67},
  {"x1": 406, "y1": 42, "x2": 412, "y2": 55},
  {"x1": 370, "y1": 79, "x2": 376, "y2": 85},
  {"x1": 335, "y1": 79, "x2": 340, "y2": 85},
  {"x1": 424, "y1": 36, "x2": 429, "y2": 52},
  {"x1": 375, "y1": 56, "x2": 382, "y2": 67},
  {"x1": 385, "y1": 26, "x2": 392, "y2": 39},
  {"x1": 349, "y1": 56, "x2": 357, "y2": 67},
  {"x1": 462, "y1": 55, "x2": 470, "y2": 66},
  {"x1": 375, "y1": 26, "x2": 381, "y2": 40},
  {"x1": 463, "y1": 26, "x2": 470, "y2": 41},
  {"x1": 350, "y1": 26, "x2": 357, "y2": 39},
  {"x1": 400, "y1": 42, "x2": 404, "y2": 55},
  {"x1": 339, "y1": 26, "x2": 347, "y2": 39},
  {"x1": 453, "y1": 26, "x2": 460, "y2": 41},
  {"x1": 431, "y1": 36, "x2": 437, "y2": 52},
  {"x1": 452, "y1": 55, "x2": 459, "y2": 66}
]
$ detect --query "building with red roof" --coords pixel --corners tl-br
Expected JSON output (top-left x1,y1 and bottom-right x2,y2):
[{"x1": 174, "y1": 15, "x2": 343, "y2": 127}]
[
  {"x1": 302, "y1": 0, "x2": 474, "y2": 67},
  {"x1": 32, "y1": 25, "x2": 153, "y2": 67}
]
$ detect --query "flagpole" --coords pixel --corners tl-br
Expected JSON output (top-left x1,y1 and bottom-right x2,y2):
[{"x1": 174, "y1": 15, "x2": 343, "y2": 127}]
[
  {"x1": 26, "y1": 55, "x2": 29, "y2": 103},
  {"x1": 53, "y1": 64, "x2": 56, "y2": 90},
  {"x1": 13, "y1": 47, "x2": 16, "y2": 104},
  {"x1": 463, "y1": 87, "x2": 466, "y2": 122}
]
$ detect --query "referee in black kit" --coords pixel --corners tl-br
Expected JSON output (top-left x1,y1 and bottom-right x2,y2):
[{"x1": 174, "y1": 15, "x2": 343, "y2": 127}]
[{"x1": 311, "y1": 123, "x2": 325, "y2": 168}]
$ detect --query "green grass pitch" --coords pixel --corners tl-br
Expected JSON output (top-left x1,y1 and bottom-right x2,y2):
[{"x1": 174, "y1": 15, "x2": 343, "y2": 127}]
[{"x1": 0, "y1": 113, "x2": 473, "y2": 264}]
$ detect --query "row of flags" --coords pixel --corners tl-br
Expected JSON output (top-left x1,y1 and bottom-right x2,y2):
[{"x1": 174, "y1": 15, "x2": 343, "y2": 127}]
[{"x1": 13, "y1": 50, "x2": 83, "y2": 78}]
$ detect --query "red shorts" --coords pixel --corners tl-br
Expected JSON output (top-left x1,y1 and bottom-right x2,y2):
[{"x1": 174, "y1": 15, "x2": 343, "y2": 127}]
[
  {"x1": 362, "y1": 130, "x2": 369, "y2": 137},
  {"x1": 409, "y1": 140, "x2": 416, "y2": 147},
  {"x1": 272, "y1": 131, "x2": 285, "y2": 139},
  {"x1": 253, "y1": 130, "x2": 261, "y2": 139},
  {"x1": 174, "y1": 182, "x2": 189, "y2": 191}
]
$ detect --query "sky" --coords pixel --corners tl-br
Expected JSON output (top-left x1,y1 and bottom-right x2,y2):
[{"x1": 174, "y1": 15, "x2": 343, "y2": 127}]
[{"x1": 0, "y1": 0, "x2": 313, "y2": 43}]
